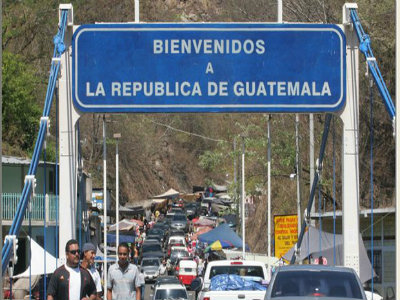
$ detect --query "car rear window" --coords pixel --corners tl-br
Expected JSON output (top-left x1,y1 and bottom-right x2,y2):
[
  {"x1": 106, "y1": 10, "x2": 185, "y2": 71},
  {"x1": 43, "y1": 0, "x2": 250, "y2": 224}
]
[
  {"x1": 142, "y1": 244, "x2": 162, "y2": 252},
  {"x1": 142, "y1": 259, "x2": 160, "y2": 266},
  {"x1": 171, "y1": 250, "x2": 189, "y2": 257},
  {"x1": 173, "y1": 215, "x2": 187, "y2": 221},
  {"x1": 209, "y1": 266, "x2": 264, "y2": 279},
  {"x1": 270, "y1": 270, "x2": 364, "y2": 298},
  {"x1": 155, "y1": 289, "x2": 187, "y2": 300}
]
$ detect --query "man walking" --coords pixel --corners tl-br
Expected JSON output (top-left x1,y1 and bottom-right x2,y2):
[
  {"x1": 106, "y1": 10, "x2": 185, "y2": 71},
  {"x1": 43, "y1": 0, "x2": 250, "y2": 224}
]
[
  {"x1": 81, "y1": 243, "x2": 102, "y2": 300},
  {"x1": 47, "y1": 239, "x2": 97, "y2": 300},
  {"x1": 107, "y1": 243, "x2": 141, "y2": 300}
]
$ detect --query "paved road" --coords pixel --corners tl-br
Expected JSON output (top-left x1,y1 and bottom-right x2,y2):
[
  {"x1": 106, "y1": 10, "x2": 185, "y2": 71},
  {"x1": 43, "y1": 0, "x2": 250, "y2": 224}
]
[{"x1": 144, "y1": 283, "x2": 195, "y2": 300}]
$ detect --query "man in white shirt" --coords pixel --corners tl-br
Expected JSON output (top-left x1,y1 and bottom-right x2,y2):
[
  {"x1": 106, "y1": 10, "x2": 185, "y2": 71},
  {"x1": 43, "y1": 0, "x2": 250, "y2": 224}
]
[
  {"x1": 81, "y1": 243, "x2": 102, "y2": 300},
  {"x1": 47, "y1": 239, "x2": 96, "y2": 300}
]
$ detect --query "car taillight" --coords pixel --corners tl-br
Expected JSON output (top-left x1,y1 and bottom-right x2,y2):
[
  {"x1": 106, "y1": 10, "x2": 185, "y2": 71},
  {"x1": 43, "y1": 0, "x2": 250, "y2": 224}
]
[
  {"x1": 230, "y1": 261, "x2": 243, "y2": 265},
  {"x1": 203, "y1": 297, "x2": 210, "y2": 300}
]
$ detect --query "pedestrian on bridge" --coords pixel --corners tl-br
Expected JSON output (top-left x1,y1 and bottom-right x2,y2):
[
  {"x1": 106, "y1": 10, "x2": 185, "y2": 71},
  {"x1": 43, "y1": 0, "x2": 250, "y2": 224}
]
[
  {"x1": 107, "y1": 243, "x2": 141, "y2": 300},
  {"x1": 47, "y1": 239, "x2": 97, "y2": 300},
  {"x1": 80, "y1": 243, "x2": 102, "y2": 300}
]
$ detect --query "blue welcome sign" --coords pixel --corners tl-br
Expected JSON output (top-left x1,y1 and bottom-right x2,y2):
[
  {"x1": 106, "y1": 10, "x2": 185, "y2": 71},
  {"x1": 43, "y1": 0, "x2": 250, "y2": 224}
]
[{"x1": 72, "y1": 23, "x2": 346, "y2": 113}]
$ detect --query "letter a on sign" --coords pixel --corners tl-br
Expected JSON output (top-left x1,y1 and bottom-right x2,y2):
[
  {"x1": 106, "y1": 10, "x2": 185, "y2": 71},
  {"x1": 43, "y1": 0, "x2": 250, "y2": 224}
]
[{"x1": 205, "y1": 62, "x2": 214, "y2": 74}]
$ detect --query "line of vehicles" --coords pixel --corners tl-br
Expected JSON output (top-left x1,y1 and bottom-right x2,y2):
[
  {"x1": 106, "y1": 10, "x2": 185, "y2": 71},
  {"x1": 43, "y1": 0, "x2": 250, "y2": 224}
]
[
  {"x1": 139, "y1": 202, "x2": 201, "y2": 300},
  {"x1": 139, "y1": 199, "x2": 374, "y2": 300}
]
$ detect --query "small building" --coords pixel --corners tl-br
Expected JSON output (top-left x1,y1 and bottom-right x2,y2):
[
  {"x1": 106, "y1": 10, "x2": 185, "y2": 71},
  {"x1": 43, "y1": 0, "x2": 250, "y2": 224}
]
[{"x1": 1, "y1": 155, "x2": 92, "y2": 276}]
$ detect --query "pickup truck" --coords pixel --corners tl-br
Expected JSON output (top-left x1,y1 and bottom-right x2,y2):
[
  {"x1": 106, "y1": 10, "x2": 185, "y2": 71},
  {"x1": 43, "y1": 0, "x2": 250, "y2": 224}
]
[{"x1": 191, "y1": 260, "x2": 269, "y2": 300}]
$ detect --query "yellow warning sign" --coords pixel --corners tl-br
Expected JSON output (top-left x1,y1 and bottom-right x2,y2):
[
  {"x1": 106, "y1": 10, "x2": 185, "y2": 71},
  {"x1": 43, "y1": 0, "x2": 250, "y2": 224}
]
[{"x1": 274, "y1": 215, "x2": 298, "y2": 259}]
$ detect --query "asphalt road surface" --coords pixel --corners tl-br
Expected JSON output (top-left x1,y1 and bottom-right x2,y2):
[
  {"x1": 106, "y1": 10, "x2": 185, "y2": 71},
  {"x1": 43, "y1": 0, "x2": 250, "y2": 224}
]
[{"x1": 144, "y1": 283, "x2": 196, "y2": 300}]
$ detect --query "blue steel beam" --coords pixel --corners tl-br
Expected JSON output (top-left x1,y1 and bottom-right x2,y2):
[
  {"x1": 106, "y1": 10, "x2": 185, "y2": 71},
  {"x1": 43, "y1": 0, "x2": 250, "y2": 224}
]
[
  {"x1": 2, "y1": 10, "x2": 68, "y2": 275},
  {"x1": 350, "y1": 9, "x2": 395, "y2": 121},
  {"x1": 290, "y1": 114, "x2": 332, "y2": 264}
]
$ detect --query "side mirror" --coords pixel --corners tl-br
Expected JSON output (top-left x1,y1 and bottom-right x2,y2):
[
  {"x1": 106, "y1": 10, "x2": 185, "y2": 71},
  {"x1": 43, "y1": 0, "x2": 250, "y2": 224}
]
[{"x1": 190, "y1": 277, "x2": 203, "y2": 292}]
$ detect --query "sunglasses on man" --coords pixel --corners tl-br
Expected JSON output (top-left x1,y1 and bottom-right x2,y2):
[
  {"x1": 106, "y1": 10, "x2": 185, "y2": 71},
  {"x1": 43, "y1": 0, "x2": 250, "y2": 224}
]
[{"x1": 68, "y1": 249, "x2": 81, "y2": 255}]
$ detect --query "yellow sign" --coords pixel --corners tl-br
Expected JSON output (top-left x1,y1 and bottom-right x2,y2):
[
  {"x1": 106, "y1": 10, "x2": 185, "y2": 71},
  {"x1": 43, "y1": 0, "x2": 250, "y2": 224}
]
[{"x1": 274, "y1": 214, "x2": 298, "y2": 259}]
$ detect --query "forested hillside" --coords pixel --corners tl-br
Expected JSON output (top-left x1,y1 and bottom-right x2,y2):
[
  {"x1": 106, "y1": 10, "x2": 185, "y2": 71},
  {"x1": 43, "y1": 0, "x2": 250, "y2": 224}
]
[{"x1": 2, "y1": 0, "x2": 395, "y2": 252}]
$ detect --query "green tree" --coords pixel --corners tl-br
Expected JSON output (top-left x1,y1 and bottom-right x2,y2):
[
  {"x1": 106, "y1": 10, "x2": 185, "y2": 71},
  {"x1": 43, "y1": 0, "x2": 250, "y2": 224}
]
[{"x1": 2, "y1": 51, "x2": 41, "y2": 153}]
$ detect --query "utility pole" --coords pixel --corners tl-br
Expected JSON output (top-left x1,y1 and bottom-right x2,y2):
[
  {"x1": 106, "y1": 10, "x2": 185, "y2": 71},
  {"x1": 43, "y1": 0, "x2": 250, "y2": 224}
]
[
  {"x1": 241, "y1": 135, "x2": 246, "y2": 259},
  {"x1": 295, "y1": 115, "x2": 302, "y2": 237},
  {"x1": 310, "y1": 114, "x2": 315, "y2": 226},
  {"x1": 103, "y1": 115, "x2": 108, "y2": 295},
  {"x1": 267, "y1": 116, "x2": 272, "y2": 262},
  {"x1": 114, "y1": 133, "x2": 121, "y2": 247},
  {"x1": 233, "y1": 138, "x2": 239, "y2": 233}
]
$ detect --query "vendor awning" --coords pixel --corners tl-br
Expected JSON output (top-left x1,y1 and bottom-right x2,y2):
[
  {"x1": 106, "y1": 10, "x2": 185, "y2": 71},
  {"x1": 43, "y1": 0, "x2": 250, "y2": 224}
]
[
  {"x1": 108, "y1": 219, "x2": 139, "y2": 232},
  {"x1": 14, "y1": 237, "x2": 57, "y2": 278},
  {"x1": 153, "y1": 188, "x2": 180, "y2": 199}
]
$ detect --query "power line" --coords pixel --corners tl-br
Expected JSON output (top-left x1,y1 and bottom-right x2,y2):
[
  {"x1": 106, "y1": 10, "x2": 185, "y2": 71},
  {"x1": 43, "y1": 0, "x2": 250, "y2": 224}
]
[{"x1": 148, "y1": 118, "x2": 226, "y2": 143}]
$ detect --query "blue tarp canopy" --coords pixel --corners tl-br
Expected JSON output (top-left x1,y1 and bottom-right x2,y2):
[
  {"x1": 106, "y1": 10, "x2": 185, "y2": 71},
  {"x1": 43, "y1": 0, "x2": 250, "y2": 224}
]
[
  {"x1": 198, "y1": 223, "x2": 250, "y2": 250},
  {"x1": 107, "y1": 233, "x2": 135, "y2": 243}
]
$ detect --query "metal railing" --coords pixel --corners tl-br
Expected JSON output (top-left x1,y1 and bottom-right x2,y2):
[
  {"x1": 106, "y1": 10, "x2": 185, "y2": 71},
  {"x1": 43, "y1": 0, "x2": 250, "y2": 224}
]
[{"x1": 2, "y1": 193, "x2": 58, "y2": 221}]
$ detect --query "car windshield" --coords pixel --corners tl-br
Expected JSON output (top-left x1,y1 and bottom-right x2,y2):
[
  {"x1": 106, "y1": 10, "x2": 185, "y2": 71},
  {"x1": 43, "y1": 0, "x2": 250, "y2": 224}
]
[
  {"x1": 156, "y1": 277, "x2": 180, "y2": 285},
  {"x1": 170, "y1": 239, "x2": 183, "y2": 244},
  {"x1": 171, "y1": 230, "x2": 185, "y2": 235},
  {"x1": 155, "y1": 289, "x2": 187, "y2": 300},
  {"x1": 142, "y1": 259, "x2": 160, "y2": 266},
  {"x1": 209, "y1": 266, "x2": 264, "y2": 279},
  {"x1": 171, "y1": 250, "x2": 189, "y2": 258},
  {"x1": 142, "y1": 244, "x2": 162, "y2": 252},
  {"x1": 270, "y1": 270, "x2": 364, "y2": 298},
  {"x1": 172, "y1": 215, "x2": 187, "y2": 221},
  {"x1": 148, "y1": 229, "x2": 163, "y2": 235}
]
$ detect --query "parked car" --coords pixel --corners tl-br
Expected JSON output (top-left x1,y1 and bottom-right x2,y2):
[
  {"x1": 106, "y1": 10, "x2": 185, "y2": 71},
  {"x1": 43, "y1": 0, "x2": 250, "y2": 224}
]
[
  {"x1": 265, "y1": 265, "x2": 367, "y2": 299},
  {"x1": 171, "y1": 207, "x2": 185, "y2": 214},
  {"x1": 150, "y1": 282, "x2": 189, "y2": 300},
  {"x1": 140, "y1": 241, "x2": 164, "y2": 261},
  {"x1": 167, "y1": 236, "x2": 187, "y2": 256},
  {"x1": 152, "y1": 276, "x2": 181, "y2": 289},
  {"x1": 146, "y1": 234, "x2": 163, "y2": 243},
  {"x1": 170, "y1": 214, "x2": 189, "y2": 232},
  {"x1": 185, "y1": 203, "x2": 198, "y2": 218},
  {"x1": 168, "y1": 236, "x2": 186, "y2": 247},
  {"x1": 169, "y1": 229, "x2": 185, "y2": 237},
  {"x1": 170, "y1": 249, "x2": 190, "y2": 265},
  {"x1": 140, "y1": 257, "x2": 161, "y2": 282}
]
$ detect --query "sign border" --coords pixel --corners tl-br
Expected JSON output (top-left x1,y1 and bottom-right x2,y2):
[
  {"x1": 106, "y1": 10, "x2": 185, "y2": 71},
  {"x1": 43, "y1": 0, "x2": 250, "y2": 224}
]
[{"x1": 72, "y1": 23, "x2": 346, "y2": 113}]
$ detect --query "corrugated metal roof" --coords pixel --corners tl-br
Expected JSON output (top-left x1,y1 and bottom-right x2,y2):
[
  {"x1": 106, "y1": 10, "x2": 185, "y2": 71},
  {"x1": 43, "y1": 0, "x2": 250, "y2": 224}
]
[{"x1": 2, "y1": 155, "x2": 56, "y2": 165}]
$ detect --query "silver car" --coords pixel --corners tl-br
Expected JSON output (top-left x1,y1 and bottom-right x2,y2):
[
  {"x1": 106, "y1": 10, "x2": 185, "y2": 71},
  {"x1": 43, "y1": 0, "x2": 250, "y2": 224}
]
[
  {"x1": 170, "y1": 214, "x2": 188, "y2": 232},
  {"x1": 151, "y1": 283, "x2": 188, "y2": 300},
  {"x1": 140, "y1": 257, "x2": 161, "y2": 282}
]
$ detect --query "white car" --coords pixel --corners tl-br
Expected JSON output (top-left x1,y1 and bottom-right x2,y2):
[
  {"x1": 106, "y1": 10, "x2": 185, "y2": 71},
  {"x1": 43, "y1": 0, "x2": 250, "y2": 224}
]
[
  {"x1": 168, "y1": 236, "x2": 187, "y2": 247},
  {"x1": 151, "y1": 283, "x2": 188, "y2": 300}
]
